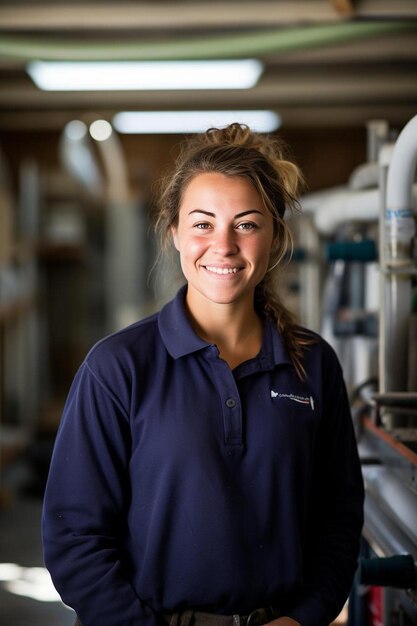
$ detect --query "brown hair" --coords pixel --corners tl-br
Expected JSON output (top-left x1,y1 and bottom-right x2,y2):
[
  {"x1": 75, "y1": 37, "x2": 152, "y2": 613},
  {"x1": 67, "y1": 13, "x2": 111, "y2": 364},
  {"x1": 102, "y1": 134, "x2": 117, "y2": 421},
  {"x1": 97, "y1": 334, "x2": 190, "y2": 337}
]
[{"x1": 154, "y1": 123, "x2": 313, "y2": 379}]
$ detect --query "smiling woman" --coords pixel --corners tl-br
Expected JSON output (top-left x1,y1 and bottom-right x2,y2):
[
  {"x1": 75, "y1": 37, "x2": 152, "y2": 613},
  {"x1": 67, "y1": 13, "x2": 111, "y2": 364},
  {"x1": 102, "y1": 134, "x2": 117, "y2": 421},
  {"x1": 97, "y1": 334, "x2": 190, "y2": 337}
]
[
  {"x1": 170, "y1": 172, "x2": 275, "y2": 368},
  {"x1": 42, "y1": 123, "x2": 364, "y2": 626},
  {"x1": 173, "y1": 174, "x2": 273, "y2": 309},
  {"x1": 156, "y1": 124, "x2": 308, "y2": 375}
]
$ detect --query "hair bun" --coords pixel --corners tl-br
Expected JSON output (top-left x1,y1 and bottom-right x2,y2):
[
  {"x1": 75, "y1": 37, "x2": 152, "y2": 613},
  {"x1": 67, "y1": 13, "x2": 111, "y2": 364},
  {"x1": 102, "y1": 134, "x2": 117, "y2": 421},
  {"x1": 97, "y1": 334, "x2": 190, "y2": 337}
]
[
  {"x1": 204, "y1": 123, "x2": 252, "y2": 147},
  {"x1": 203, "y1": 123, "x2": 302, "y2": 199}
]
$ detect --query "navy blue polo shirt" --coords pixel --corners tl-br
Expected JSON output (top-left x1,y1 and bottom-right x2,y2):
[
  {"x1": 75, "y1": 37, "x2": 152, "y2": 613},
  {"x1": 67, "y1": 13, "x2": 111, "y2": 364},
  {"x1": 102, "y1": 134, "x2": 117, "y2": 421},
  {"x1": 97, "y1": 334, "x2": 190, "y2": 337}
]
[{"x1": 42, "y1": 286, "x2": 364, "y2": 626}]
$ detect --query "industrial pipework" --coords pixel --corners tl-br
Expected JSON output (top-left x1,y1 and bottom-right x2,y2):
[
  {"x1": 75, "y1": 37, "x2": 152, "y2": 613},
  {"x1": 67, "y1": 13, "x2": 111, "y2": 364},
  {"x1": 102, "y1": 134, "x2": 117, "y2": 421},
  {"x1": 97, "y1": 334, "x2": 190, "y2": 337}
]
[{"x1": 380, "y1": 114, "x2": 417, "y2": 395}]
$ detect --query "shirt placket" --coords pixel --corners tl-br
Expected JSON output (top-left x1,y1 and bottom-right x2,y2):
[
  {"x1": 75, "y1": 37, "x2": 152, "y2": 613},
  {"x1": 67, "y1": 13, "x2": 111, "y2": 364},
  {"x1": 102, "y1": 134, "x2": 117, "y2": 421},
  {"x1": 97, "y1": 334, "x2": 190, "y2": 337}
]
[{"x1": 206, "y1": 347, "x2": 243, "y2": 449}]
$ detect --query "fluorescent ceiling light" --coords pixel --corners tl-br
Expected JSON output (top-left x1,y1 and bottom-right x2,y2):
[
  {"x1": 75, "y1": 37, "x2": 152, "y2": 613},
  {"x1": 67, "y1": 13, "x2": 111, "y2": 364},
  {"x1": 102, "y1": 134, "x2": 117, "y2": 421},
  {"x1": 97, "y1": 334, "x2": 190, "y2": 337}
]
[
  {"x1": 113, "y1": 111, "x2": 280, "y2": 134},
  {"x1": 27, "y1": 60, "x2": 263, "y2": 91}
]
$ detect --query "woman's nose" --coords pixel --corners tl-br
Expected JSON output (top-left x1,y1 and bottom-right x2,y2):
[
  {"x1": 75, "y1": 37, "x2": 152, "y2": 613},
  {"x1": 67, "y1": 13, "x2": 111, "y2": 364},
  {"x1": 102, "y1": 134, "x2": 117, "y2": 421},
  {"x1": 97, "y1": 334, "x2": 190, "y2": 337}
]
[{"x1": 212, "y1": 228, "x2": 239, "y2": 255}]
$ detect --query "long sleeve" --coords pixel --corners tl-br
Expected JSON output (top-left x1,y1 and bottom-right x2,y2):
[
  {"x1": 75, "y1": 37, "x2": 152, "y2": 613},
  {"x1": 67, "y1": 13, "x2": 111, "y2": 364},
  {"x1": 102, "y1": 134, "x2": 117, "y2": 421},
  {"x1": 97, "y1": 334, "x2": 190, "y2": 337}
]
[
  {"x1": 285, "y1": 354, "x2": 364, "y2": 626},
  {"x1": 42, "y1": 361, "x2": 158, "y2": 626}
]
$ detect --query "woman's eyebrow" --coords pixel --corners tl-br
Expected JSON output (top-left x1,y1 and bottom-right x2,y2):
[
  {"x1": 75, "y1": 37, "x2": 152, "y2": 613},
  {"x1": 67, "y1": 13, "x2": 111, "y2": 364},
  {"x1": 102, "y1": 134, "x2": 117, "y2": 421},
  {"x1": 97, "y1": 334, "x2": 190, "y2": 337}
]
[
  {"x1": 188, "y1": 209, "x2": 215, "y2": 217},
  {"x1": 188, "y1": 209, "x2": 264, "y2": 218}
]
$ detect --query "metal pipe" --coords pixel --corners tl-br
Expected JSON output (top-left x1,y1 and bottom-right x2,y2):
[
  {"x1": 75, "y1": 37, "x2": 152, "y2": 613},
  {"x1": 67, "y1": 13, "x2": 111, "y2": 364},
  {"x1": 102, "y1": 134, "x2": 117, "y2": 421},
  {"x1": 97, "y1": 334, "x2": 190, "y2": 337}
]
[
  {"x1": 382, "y1": 115, "x2": 417, "y2": 395},
  {"x1": 387, "y1": 114, "x2": 417, "y2": 217}
]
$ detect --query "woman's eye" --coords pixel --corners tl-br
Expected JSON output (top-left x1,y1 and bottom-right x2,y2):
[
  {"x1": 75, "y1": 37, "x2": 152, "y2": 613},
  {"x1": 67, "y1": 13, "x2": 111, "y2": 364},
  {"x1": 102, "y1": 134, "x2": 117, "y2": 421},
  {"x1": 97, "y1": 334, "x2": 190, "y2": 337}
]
[
  {"x1": 195, "y1": 222, "x2": 212, "y2": 230},
  {"x1": 237, "y1": 222, "x2": 257, "y2": 230}
]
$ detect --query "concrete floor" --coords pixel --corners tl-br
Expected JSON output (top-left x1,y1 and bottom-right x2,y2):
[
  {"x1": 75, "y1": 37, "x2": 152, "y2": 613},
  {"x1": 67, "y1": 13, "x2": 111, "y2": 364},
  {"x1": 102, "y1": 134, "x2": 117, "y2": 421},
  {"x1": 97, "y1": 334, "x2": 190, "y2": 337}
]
[{"x1": 0, "y1": 463, "x2": 76, "y2": 626}]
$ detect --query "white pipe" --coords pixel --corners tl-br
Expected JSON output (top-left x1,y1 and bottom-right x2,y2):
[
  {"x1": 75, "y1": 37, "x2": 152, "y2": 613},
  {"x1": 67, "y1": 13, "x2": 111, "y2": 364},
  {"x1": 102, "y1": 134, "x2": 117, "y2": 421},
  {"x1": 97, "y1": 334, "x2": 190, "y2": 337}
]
[
  {"x1": 300, "y1": 185, "x2": 346, "y2": 214},
  {"x1": 387, "y1": 114, "x2": 417, "y2": 211},
  {"x1": 314, "y1": 188, "x2": 378, "y2": 235},
  {"x1": 366, "y1": 119, "x2": 389, "y2": 162},
  {"x1": 379, "y1": 143, "x2": 394, "y2": 169},
  {"x1": 310, "y1": 184, "x2": 417, "y2": 237},
  {"x1": 93, "y1": 127, "x2": 130, "y2": 203},
  {"x1": 348, "y1": 161, "x2": 379, "y2": 191},
  {"x1": 59, "y1": 133, "x2": 104, "y2": 198},
  {"x1": 381, "y1": 115, "x2": 417, "y2": 395}
]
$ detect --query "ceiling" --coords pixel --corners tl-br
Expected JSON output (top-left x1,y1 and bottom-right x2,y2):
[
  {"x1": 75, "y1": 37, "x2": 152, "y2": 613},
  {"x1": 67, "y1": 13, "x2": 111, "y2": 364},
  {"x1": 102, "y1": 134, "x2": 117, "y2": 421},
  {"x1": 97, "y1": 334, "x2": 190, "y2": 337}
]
[{"x1": 0, "y1": 0, "x2": 417, "y2": 132}]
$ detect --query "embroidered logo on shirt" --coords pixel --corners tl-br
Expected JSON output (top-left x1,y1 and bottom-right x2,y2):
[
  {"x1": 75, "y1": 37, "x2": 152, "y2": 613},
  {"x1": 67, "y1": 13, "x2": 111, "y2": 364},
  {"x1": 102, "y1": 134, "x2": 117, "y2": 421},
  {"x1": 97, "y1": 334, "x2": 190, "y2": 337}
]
[{"x1": 271, "y1": 390, "x2": 315, "y2": 410}]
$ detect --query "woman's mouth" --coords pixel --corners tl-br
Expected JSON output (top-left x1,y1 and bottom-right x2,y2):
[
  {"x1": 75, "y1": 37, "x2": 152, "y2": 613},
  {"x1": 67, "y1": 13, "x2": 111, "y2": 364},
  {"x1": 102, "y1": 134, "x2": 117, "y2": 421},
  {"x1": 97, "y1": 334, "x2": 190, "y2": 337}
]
[{"x1": 204, "y1": 265, "x2": 241, "y2": 275}]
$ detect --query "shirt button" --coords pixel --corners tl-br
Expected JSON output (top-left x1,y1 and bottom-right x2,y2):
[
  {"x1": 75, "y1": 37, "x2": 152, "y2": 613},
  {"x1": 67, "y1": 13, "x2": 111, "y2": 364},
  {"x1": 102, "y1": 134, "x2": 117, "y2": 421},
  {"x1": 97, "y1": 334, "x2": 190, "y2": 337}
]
[{"x1": 226, "y1": 398, "x2": 236, "y2": 408}]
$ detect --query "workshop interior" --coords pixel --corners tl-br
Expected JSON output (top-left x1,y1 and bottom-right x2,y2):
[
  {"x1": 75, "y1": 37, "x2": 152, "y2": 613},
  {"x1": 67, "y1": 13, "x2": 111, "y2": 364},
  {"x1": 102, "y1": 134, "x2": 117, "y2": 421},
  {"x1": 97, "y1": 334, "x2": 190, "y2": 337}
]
[{"x1": 0, "y1": 1, "x2": 417, "y2": 625}]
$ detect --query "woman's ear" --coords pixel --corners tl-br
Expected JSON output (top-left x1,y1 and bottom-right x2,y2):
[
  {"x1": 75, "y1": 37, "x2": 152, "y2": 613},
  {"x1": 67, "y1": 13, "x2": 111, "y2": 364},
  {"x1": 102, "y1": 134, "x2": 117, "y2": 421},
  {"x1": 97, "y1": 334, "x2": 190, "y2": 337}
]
[{"x1": 171, "y1": 226, "x2": 180, "y2": 251}]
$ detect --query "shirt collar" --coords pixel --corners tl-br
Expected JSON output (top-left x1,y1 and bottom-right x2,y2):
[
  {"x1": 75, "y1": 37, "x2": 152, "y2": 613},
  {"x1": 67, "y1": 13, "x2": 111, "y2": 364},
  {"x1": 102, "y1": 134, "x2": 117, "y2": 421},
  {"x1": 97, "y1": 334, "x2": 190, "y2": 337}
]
[
  {"x1": 158, "y1": 285, "x2": 292, "y2": 368},
  {"x1": 158, "y1": 285, "x2": 210, "y2": 358},
  {"x1": 260, "y1": 313, "x2": 292, "y2": 368}
]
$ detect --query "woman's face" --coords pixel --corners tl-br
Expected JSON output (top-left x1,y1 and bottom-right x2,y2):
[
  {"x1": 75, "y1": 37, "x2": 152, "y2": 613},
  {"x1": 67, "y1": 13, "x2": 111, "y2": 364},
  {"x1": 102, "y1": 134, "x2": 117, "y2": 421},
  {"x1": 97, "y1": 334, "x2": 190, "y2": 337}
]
[{"x1": 171, "y1": 172, "x2": 275, "y2": 311}]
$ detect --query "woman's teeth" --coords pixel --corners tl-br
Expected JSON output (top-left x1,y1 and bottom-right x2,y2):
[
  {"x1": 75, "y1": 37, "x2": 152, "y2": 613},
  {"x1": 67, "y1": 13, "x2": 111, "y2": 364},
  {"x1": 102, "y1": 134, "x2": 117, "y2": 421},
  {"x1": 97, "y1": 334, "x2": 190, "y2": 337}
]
[{"x1": 205, "y1": 266, "x2": 239, "y2": 275}]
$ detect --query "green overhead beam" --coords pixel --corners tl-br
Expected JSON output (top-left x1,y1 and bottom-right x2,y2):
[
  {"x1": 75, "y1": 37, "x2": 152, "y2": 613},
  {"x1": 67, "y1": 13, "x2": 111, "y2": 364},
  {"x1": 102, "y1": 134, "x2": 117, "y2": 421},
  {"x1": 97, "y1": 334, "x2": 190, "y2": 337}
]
[{"x1": 0, "y1": 22, "x2": 414, "y2": 61}]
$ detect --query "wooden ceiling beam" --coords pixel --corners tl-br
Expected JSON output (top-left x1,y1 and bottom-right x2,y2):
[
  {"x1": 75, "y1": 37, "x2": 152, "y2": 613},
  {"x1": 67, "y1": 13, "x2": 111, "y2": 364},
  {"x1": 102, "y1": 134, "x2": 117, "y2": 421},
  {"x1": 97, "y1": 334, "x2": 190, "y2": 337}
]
[
  {"x1": 1, "y1": 0, "x2": 416, "y2": 32},
  {"x1": 1, "y1": 72, "x2": 415, "y2": 107},
  {"x1": 0, "y1": 105, "x2": 414, "y2": 131},
  {"x1": 0, "y1": 2, "x2": 338, "y2": 31},
  {"x1": 356, "y1": 0, "x2": 417, "y2": 18}
]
